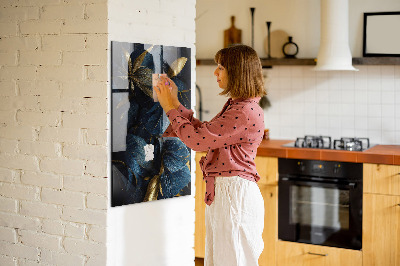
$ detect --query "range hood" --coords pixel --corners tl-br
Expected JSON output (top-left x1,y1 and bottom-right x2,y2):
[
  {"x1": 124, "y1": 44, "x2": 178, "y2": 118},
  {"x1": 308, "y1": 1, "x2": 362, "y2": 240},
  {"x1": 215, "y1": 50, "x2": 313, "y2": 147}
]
[{"x1": 314, "y1": 0, "x2": 358, "y2": 71}]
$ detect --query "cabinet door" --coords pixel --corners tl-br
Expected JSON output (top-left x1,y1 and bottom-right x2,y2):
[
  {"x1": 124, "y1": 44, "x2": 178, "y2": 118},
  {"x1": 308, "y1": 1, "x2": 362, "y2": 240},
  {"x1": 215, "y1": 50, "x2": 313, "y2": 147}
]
[
  {"x1": 364, "y1": 164, "x2": 400, "y2": 196},
  {"x1": 259, "y1": 185, "x2": 278, "y2": 266},
  {"x1": 195, "y1": 152, "x2": 207, "y2": 258},
  {"x1": 277, "y1": 241, "x2": 362, "y2": 266},
  {"x1": 363, "y1": 193, "x2": 400, "y2": 266},
  {"x1": 255, "y1": 156, "x2": 278, "y2": 186}
]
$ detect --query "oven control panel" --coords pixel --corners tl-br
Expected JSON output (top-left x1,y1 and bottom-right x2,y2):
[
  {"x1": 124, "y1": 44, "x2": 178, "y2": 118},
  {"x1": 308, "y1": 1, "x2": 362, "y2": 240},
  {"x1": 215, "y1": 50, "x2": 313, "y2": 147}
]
[{"x1": 280, "y1": 158, "x2": 362, "y2": 180}]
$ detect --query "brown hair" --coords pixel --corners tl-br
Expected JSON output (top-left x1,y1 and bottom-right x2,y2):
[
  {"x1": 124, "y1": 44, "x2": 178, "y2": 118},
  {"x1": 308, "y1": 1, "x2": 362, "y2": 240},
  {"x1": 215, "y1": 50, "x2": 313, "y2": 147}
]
[{"x1": 214, "y1": 44, "x2": 266, "y2": 99}]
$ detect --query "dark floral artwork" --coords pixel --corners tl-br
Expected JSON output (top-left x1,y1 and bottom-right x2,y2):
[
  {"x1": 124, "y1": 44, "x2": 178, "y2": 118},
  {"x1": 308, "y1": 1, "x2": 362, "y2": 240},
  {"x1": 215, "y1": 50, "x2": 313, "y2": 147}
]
[{"x1": 111, "y1": 41, "x2": 191, "y2": 207}]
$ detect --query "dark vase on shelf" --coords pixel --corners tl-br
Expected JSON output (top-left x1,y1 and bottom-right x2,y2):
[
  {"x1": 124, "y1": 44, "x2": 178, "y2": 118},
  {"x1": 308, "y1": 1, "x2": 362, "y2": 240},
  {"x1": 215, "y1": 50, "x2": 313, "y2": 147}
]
[{"x1": 282, "y1": 36, "x2": 299, "y2": 58}]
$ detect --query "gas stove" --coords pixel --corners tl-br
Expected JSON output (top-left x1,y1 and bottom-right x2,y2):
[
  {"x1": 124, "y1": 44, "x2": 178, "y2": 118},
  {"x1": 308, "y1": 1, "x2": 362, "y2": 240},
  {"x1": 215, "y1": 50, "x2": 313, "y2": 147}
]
[{"x1": 283, "y1": 135, "x2": 373, "y2": 151}]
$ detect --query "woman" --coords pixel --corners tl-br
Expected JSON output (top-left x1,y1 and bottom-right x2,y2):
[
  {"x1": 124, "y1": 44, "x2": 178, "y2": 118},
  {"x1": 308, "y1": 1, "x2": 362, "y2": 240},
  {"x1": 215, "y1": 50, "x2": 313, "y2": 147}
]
[{"x1": 154, "y1": 44, "x2": 266, "y2": 266}]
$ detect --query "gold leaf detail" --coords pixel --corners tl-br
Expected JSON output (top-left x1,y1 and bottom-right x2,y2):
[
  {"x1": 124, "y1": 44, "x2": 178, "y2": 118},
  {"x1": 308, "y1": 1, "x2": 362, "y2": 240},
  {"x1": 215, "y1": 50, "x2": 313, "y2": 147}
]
[
  {"x1": 143, "y1": 175, "x2": 161, "y2": 202},
  {"x1": 132, "y1": 45, "x2": 154, "y2": 73},
  {"x1": 167, "y1": 57, "x2": 188, "y2": 78}
]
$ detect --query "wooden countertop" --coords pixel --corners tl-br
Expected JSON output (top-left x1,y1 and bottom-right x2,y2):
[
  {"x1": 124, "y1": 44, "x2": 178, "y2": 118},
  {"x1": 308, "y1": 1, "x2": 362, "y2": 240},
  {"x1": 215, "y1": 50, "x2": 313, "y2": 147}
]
[{"x1": 257, "y1": 139, "x2": 400, "y2": 165}]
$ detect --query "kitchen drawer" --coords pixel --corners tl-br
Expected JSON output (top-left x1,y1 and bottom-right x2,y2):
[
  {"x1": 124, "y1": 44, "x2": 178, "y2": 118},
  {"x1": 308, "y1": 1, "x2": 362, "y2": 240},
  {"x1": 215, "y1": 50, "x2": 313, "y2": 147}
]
[
  {"x1": 276, "y1": 241, "x2": 362, "y2": 266},
  {"x1": 364, "y1": 164, "x2": 400, "y2": 196}
]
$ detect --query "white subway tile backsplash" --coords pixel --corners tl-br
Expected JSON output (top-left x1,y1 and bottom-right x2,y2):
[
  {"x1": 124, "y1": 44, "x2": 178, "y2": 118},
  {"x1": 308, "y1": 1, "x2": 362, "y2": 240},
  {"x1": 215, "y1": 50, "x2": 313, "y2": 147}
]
[
  {"x1": 367, "y1": 78, "x2": 381, "y2": 91},
  {"x1": 304, "y1": 102, "x2": 316, "y2": 115},
  {"x1": 303, "y1": 67, "x2": 316, "y2": 78},
  {"x1": 292, "y1": 78, "x2": 304, "y2": 90},
  {"x1": 355, "y1": 90, "x2": 368, "y2": 104},
  {"x1": 329, "y1": 89, "x2": 342, "y2": 103},
  {"x1": 355, "y1": 128, "x2": 368, "y2": 138},
  {"x1": 316, "y1": 103, "x2": 330, "y2": 115},
  {"x1": 315, "y1": 80, "x2": 330, "y2": 92},
  {"x1": 382, "y1": 131, "x2": 396, "y2": 144},
  {"x1": 368, "y1": 129, "x2": 382, "y2": 144},
  {"x1": 367, "y1": 104, "x2": 382, "y2": 118},
  {"x1": 291, "y1": 67, "x2": 303, "y2": 78},
  {"x1": 355, "y1": 104, "x2": 368, "y2": 117},
  {"x1": 280, "y1": 114, "x2": 292, "y2": 127},
  {"x1": 342, "y1": 117, "x2": 355, "y2": 129},
  {"x1": 341, "y1": 104, "x2": 355, "y2": 116},
  {"x1": 341, "y1": 128, "x2": 355, "y2": 138},
  {"x1": 279, "y1": 77, "x2": 291, "y2": 89},
  {"x1": 382, "y1": 105, "x2": 395, "y2": 118},
  {"x1": 196, "y1": 65, "x2": 400, "y2": 144},
  {"x1": 341, "y1": 89, "x2": 355, "y2": 104},
  {"x1": 382, "y1": 90, "x2": 395, "y2": 104},
  {"x1": 277, "y1": 67, "x2": 292, "y2": 78},
  {"x1": 278, "y1": 126, "x2": 293, "y2": 138},
  {"x1": 382, "y1": 78, "x2": 395, "y2": 91},
  {"x1": 396, "y1": 105, "x2": 400, "y2": 117},
  {"x1": 292, "y1": 92, "x2": 304, "y2": 103},
  {"x1": 304, "y1": 89, "x2": 316, "y2": 103},
  {"x1": 368, "y1": 117, "x2": 382, "y2": 131},
  {"x1": 367, "y1": 66, "x2": 381, "y2": 77},
  {"x1": 395, "y1": 66, "x2": 400, "y2": 78},
  {"x1": 396, "y1": 90, "x2": 400, "y2": 104},
  {"x1": 367, "y1": 91, "x2": 381, "y2": 104},
  {"x1": 355, "y1": 116, "x2": 368, "y2": 130},
  {"x1": 328, "y1": 74, "x2": 341, "y2": 89},
  {"x1": 316, "y1": 115, "x2": 330, "y2": 128},
  {"x1": 316, "y1": 89, "x2": 329, "y2": 103},
  {"x1": 381, "y1": 66, "x2": 395, "y2": 77},
  {"x1": 341, "y1": 71, "x2": 355, "y2": 81},
  {"x1": 329, "y1": 116, "x2": 342, "y2": 129},
  {"x1": 382, "y1": 117, "x2": 396, "y2": 131}
]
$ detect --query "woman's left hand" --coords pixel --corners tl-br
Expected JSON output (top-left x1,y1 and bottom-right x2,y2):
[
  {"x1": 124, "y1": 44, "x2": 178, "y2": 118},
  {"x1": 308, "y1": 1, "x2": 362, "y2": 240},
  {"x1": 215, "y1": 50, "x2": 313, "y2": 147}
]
[{"x1": 154, "y1": 76, "x2": 176, "y2": 113}]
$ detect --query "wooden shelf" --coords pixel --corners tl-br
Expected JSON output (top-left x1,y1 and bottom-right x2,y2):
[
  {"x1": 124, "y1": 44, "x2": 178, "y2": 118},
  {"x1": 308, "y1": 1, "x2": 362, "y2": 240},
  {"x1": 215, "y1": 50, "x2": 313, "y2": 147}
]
[
  {"x1": 196, "y1": 57, "x2": 400, "y2": 67},
  {"x1": 352, "y1": 57, "x2": 400, "y2": 65}
]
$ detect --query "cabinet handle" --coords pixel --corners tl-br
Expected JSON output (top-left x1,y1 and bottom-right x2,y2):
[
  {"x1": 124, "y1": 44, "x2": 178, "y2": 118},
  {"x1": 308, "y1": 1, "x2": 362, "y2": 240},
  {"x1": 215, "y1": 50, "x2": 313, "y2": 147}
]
[
  {"x1": 397, "y1": 204, "x2": 400, "y2": 207},
  {"x1": 307, "y1": 252, "x2": 328, "y2": 257}
]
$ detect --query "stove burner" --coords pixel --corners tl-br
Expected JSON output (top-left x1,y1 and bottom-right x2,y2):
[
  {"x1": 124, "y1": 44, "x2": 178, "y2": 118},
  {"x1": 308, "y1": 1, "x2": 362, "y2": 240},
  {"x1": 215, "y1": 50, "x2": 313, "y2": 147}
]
[
  {"x1": 295, "y1": 135, "x2": 332, "y2": 149},
  {"x1": 333, "y1": 137, "x2": 370, "y2": 151},
  {"x1": 287, "y1": 136, "x2": 372, "y2": 151}
]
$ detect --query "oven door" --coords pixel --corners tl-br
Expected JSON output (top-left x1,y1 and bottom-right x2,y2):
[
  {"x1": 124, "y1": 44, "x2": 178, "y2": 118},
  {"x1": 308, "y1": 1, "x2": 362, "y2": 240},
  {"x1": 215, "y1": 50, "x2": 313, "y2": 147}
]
[{"x1": 278, "y1": 176, "x2": 362, "y2": 250}]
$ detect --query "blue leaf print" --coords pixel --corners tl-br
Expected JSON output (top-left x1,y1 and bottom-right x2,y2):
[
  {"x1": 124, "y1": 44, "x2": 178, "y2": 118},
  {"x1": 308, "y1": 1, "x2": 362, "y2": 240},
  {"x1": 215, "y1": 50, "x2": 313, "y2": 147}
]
[{"x1": 160, "y1": 138, "x2": 191, "y2": 198}]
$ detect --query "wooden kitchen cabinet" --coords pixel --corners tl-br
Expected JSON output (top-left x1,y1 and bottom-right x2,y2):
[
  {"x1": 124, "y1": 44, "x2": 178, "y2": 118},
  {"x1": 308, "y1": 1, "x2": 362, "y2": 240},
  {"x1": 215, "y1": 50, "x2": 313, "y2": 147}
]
[
  {"x1": 364, "y1": 163, "x2": 400, "y2": 196},
  {"x1": 255, "y1": 156, "x2": 278, "y2": 186},
  {"x1": 363, "y1": 163, "x2": 400, "y2": 266},
  {"x1": 363, "y1": 193, "x2": 400, "y2": 266},
  {"x1": 256, "y1": 156, "x2": 278, "y2": 266},
  {"x1": 276, "y1": 241, "x2": 362, "y2": 266},
  {"x1": 258, "y1": 184, "x2": 278, "y2": 266},
  {"x1": 195, "y1": 152, "x2": 207, "y2": 258}
]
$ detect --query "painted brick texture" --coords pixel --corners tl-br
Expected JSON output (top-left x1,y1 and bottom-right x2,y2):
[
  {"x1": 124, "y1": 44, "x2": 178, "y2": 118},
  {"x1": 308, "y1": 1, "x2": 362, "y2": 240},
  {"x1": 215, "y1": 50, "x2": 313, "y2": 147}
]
[{"x1": 0, "y1": 0, "x2": 108, "y2": 265}]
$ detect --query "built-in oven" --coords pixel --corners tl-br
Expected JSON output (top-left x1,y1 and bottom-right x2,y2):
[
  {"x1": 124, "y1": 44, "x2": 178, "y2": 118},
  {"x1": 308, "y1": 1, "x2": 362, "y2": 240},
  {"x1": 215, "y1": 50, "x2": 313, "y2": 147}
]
[{"x1": 278, "y1": 158, "x2": 363, "y2": 250}]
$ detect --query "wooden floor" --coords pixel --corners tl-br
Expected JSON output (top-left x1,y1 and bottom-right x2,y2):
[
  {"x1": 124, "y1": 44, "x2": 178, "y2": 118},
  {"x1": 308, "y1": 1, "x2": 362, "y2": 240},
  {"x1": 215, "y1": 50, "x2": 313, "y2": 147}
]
[{"x1": 195, "y1": 257, "x2": 204, "y2": 266}]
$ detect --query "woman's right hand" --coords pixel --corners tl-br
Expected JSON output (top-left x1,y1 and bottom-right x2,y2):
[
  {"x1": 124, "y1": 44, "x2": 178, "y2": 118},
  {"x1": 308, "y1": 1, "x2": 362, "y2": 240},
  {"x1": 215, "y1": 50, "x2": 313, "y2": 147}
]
[{"x1": 160, "y1": 76, "x2": 180, "y2": 109}]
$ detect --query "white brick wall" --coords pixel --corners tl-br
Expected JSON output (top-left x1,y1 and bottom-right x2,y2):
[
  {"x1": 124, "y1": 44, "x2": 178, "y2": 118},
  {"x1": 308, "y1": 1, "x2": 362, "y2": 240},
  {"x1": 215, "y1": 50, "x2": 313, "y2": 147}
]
[{"x1": 0, "y1": 0, "x2": 108, "y2": 265}]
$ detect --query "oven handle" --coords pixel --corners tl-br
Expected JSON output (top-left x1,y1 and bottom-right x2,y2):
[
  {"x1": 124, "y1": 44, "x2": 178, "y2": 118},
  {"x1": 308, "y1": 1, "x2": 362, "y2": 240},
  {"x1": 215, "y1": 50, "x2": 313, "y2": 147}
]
[{"x1": 280, "y1": 177, "x2": 357, "y2": 189}]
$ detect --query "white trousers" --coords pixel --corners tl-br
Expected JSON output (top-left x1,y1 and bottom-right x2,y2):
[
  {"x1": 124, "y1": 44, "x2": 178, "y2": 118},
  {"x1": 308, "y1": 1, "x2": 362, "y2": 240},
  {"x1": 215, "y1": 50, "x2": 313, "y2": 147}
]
[{"x1": 205, "y1": 176, "x2": 264, "y2": 266}]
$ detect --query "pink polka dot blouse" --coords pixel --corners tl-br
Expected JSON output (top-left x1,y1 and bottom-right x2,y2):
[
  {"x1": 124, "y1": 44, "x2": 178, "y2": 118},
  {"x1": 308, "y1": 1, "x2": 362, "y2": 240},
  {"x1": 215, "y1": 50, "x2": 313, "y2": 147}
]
[{"x1": 163, "y1": 97, "x2": 265, "y2": 205}]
